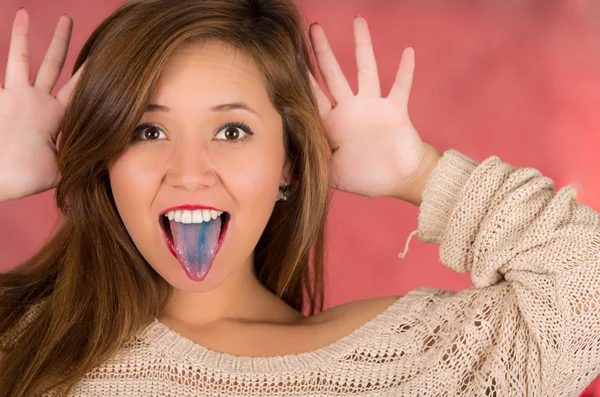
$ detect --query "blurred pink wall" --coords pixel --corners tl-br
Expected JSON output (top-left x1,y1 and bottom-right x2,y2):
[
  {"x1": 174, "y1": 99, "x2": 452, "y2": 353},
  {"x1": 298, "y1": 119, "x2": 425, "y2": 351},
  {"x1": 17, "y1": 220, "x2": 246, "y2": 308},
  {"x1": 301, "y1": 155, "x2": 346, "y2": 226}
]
[{"x1": 1, "y1": 0, "x2": 599, "y2": 312}]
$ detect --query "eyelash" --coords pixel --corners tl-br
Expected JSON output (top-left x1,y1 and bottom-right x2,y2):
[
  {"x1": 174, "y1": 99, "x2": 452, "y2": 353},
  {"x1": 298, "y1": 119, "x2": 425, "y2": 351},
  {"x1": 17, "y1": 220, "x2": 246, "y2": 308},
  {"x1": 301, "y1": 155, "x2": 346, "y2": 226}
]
[{"x1": 131, "y1": 121, "x2": 254, "y2": 144}]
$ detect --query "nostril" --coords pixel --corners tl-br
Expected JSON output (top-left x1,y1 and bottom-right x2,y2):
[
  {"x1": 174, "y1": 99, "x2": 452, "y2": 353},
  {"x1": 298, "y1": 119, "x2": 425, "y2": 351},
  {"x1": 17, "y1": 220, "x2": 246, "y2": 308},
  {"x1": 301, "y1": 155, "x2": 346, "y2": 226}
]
[{"x1": 164, "y1": 162, "x2": 219, "y2": 191}]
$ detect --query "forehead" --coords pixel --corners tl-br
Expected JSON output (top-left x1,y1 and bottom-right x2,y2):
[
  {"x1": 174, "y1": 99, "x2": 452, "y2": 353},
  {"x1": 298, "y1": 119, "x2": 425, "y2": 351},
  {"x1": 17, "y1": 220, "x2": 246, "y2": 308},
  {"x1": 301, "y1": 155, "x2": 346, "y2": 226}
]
[{"x1": 152, "y1": 42, "x2": 272, "y2": 111}]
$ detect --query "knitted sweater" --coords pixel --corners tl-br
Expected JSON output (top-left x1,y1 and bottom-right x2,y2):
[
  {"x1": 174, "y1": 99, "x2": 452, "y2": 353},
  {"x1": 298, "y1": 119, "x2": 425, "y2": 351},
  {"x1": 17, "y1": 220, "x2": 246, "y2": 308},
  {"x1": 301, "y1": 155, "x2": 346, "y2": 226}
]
[{"x1": 8, "y1": 149, "x2": 600, "y2": 396}]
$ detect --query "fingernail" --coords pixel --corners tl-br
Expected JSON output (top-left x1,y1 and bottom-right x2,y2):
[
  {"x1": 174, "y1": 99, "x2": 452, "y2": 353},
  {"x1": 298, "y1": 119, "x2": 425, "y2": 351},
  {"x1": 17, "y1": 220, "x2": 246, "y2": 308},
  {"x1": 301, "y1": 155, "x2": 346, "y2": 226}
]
[
  {"x1": 309, "y1": 21, "x2": 318, "y2": 27},
  {"x1": 356, "y1": 14, "x2": 363, "y2": 18}
]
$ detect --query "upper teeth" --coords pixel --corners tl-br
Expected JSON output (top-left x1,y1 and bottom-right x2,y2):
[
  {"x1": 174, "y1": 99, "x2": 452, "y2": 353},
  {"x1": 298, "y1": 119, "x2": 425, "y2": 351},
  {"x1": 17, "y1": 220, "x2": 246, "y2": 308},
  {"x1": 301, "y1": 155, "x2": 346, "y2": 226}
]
[{"x1": 164, "y1": 209, "x2": 223, "y2": 224}]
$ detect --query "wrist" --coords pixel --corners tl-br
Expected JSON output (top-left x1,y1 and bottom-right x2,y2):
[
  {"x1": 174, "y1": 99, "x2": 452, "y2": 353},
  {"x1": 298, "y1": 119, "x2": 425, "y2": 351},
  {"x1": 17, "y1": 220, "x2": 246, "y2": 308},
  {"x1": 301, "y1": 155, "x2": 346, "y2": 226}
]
[{"x1": 395, "y1": 143, "x2": 443, "y2": 206}]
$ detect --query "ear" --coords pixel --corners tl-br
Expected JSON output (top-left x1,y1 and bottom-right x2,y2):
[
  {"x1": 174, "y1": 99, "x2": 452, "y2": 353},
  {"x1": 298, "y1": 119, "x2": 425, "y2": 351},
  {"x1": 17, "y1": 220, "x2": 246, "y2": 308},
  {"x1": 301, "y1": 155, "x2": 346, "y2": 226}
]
[{"x1": 280, "y1": 157, "x2": 292, "y2": 185}]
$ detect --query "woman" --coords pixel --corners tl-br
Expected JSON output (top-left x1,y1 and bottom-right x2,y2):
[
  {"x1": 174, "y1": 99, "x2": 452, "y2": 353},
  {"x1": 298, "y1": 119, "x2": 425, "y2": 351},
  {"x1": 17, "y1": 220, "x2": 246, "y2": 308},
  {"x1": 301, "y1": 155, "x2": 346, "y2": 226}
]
[{"x1": 0, "y1": 0, "x2": 598, "y2": 396}]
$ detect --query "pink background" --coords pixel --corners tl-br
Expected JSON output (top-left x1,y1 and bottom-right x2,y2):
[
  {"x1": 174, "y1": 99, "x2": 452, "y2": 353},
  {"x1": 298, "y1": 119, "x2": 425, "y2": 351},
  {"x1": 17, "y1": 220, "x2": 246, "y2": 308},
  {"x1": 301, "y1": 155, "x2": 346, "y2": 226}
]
[
  {"x1": 2, "y1": 0, "x2": 600, "y2": 394},
  {"x1": 1, "y1": 0, "x2": 600, "y2": 319}
]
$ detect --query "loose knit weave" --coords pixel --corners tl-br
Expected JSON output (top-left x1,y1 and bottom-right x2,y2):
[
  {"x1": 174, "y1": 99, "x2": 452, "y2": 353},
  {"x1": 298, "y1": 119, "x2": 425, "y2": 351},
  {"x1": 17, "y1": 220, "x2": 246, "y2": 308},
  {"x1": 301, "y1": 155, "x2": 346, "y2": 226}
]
[{"x1": 6, "y1": 149, "x2": 600, "y2": 396}]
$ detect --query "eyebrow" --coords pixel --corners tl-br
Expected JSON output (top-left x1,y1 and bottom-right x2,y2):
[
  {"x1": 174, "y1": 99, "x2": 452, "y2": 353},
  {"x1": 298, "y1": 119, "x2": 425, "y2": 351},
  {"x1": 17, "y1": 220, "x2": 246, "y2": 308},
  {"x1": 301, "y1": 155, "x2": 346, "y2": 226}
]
[{"x1": 146, "y1": 102, "x2": 260, "y2": 117}]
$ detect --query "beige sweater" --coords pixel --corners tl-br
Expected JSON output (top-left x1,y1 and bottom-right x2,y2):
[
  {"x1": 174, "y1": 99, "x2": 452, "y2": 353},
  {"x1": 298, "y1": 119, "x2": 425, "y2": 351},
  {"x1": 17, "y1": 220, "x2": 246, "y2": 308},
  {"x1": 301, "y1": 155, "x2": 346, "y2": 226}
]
[{"x1": 10, "y1": 149, "x2": 600, "y2": 396}]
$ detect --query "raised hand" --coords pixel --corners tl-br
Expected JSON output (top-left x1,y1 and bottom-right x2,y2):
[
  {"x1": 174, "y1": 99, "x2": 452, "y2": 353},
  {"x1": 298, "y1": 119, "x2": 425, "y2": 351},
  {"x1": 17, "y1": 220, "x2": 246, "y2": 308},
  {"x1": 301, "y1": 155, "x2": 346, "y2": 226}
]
[
  {"x1": 0, "y1": 9, "x2": 83, "y2": 202},
  {"x1": 309, "y1": 16, "x2": 438, "y2": 201}
]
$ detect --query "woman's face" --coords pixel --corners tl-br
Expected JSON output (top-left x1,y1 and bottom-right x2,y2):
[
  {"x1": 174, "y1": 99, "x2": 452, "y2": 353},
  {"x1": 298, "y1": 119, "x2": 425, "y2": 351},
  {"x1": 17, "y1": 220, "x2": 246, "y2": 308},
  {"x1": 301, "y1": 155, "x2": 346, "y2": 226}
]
[{"x1": 109, "y1": 42, "x2": 288, "y2": 292}]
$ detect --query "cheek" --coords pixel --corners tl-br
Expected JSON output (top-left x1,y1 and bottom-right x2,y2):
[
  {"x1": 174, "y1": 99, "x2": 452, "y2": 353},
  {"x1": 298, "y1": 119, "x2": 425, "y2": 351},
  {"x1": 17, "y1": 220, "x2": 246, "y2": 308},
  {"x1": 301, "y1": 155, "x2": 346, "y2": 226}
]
[
  {"x1": 230, "y1": 160, "x2": 280, "y2": 199},
  {"x1": 109, "y1": 150, "x2": 165, "y2": 226},
  {"x1": 217, "y1": 144, "x2": 285, "y2": 231}
]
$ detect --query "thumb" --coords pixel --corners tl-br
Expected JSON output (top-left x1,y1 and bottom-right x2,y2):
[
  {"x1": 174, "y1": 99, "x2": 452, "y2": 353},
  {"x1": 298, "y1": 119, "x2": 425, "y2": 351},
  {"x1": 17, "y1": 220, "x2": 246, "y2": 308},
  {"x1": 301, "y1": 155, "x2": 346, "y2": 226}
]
[{"x1": 56, "y1": 61, "x2": 86, "y2": 108}]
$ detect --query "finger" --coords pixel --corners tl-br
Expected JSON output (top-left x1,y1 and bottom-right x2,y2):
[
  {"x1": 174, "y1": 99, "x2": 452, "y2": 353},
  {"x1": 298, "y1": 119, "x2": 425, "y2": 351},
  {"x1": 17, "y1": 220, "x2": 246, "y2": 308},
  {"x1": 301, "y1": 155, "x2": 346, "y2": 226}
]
[
  {"x1": 309, "y1": 23, "x2": 354, "y2": 105},
  {"x1": 56, "y1": 60, "x2": 85, "y2": 108},
  {"x1": 354, "y1": 16, "x2": 380, "y2": 97},
  {"x1": 309, "y1": 71, "x2": 332, "y2": 117},
  {"x1": 5, "y1": 9, "x2": 31, "y2": 88},
  {"x1": 387, "y1": 47, "x2": 415, "y2": 109},
  {"x1": 34, "y1": 15, "x2": 73, "y2": 93}
]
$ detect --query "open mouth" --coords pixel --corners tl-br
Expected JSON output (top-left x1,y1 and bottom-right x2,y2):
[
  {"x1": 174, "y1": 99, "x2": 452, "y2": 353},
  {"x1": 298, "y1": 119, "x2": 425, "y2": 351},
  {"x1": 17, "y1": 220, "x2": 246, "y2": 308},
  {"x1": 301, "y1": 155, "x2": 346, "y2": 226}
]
[
  {"x1": 159, "y1": 210, "x2": 230, "y2": 281},
  {"x1": 160, "y1": 212, "x2": 230, "y2": 248}
]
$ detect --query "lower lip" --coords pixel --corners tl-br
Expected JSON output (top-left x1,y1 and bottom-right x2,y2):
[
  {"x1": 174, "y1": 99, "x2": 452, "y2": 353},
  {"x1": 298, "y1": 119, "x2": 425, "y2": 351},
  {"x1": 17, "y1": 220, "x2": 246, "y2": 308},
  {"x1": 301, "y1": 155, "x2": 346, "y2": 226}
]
[{"x1": 159, "y1": 215, "x2": 230, "y2": 281}]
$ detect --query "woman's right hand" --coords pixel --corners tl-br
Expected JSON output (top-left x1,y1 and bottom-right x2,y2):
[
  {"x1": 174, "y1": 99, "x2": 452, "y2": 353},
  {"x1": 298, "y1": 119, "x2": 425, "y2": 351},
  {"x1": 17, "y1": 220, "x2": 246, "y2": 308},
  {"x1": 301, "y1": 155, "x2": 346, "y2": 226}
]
[{"x1": 0, "y1": 9, "x2": 83, "y2": 202}]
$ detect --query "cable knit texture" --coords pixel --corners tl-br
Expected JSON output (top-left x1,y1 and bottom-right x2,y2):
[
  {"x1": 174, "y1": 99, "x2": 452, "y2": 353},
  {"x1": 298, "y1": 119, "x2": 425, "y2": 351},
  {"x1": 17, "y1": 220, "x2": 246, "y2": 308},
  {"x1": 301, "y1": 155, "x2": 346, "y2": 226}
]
[{"x1": 3, "y1": 149, "x2": 600, "y2": 396}]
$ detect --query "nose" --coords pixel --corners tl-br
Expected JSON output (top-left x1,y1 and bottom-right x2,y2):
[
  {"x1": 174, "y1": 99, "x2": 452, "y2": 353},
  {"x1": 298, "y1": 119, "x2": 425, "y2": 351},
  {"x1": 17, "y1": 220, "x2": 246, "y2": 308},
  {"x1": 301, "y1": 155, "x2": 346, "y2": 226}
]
[{"x1": 164, "y1": 142, "x2": 218, "y2": 191}]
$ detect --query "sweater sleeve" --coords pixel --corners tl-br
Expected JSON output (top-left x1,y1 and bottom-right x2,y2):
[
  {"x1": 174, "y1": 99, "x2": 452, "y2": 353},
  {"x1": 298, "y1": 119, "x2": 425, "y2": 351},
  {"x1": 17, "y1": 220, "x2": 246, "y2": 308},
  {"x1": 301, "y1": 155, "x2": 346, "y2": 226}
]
[{"x1": 410, "y1": 149, "x2": 600, "y2": 396}]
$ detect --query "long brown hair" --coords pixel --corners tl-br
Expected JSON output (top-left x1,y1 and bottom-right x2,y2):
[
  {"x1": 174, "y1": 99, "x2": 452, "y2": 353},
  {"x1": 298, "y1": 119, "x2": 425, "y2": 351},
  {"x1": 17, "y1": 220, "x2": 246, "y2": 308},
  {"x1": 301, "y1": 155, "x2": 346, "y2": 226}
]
[{"x1": 0, "y1": 1, "x2": 331, "y2": 395}]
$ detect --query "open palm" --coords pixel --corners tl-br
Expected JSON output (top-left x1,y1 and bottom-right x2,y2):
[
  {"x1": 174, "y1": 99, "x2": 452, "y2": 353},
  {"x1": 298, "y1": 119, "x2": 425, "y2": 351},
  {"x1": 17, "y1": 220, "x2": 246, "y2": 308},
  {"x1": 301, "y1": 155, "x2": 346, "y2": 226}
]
[
  {"x1": 308, "y1": 17, "x2": 430, "y2": 199},
  {"x1": 0, "y1": 10, "x2": 83, "y2": 202}
]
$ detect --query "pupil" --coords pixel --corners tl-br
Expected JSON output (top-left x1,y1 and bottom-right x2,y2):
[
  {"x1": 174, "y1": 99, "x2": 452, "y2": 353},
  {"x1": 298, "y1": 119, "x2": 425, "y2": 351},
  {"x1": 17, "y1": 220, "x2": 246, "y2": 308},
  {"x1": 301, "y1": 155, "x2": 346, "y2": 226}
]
[
  {"x1": 145, "y1": 127, "x2": 160, "y2": 140},
  {"x1": 225, "y1": 127, "x2": 240, "y2": 140}
]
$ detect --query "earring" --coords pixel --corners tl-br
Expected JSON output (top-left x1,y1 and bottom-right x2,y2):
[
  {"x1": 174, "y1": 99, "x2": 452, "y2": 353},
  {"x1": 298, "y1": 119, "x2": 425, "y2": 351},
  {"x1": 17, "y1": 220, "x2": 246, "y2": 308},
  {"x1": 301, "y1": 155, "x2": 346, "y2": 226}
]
[{"x1": 277, "y1": 183, "x2": 289, "y2": 202}]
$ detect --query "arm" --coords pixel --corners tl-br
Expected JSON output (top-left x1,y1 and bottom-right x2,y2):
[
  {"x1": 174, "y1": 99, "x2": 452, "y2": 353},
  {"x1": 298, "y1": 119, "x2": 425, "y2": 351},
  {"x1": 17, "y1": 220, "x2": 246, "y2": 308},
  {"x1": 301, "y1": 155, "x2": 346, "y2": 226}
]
[
  {"x1": 307, "y1": 17, "x2": 599, "y2": 394},
  {"x1": 412, "y1": 148, "x2": 600, "y2": 395}
]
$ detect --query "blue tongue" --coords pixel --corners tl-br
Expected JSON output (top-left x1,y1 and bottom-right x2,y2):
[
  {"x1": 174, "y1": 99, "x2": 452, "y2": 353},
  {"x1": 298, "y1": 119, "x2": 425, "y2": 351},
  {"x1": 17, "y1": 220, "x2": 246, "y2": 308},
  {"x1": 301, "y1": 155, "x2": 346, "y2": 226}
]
[{"x1": 170, "y1": 216, "x2": 222, "y2": 281}]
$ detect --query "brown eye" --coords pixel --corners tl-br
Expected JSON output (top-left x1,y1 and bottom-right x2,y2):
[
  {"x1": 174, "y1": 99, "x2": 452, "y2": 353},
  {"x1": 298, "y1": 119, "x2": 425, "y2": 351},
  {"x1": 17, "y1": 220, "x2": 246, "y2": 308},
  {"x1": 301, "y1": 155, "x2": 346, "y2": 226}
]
[
  {"x1": 215, "y1": 122, "x2": 254, "y2": 142},
  {"x1": 223, "y1": 127, "x2": 240, "y2": 140},
  {"x1": 132, "y1": 124, "x2": 166, "y2": 142},
  {"x1": 143, "y1": 126, "x2": 162, "y2": 140}
]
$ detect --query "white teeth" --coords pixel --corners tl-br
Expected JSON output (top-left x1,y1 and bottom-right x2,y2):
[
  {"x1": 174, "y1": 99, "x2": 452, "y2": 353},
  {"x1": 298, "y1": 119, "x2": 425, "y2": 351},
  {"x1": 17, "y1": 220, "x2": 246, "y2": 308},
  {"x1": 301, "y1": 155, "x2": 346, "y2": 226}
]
[
  {"x1": 192, "y1": 210, "x2": 203, "y2": 223},
  {"x1": 181, "y1": 210, "x2": 192, "y2": 224},
  {"x1": 164, "y1": 208, "x2": 224, "y2": 224}
]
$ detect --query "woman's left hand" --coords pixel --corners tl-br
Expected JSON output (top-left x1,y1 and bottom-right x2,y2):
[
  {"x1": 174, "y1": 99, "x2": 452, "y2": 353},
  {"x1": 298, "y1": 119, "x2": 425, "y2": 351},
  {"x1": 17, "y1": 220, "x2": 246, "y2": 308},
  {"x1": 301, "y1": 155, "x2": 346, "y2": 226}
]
[{"x1": 309, "y1": 16, "x2": 435, "y2": 200}]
